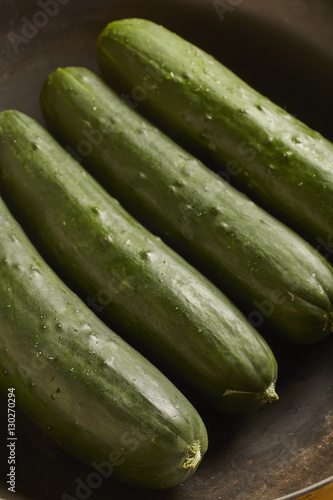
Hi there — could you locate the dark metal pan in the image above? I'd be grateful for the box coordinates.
[0,1,332,498]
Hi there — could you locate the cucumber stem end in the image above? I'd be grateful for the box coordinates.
[183,440,202,469]
[263,382,279,402]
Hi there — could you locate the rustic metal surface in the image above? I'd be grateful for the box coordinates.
[0,1,332,499]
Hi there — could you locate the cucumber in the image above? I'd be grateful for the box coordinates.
[0,195,208,490]
[96,18,333,248]
[0,109,278,414]
[39,66,333,344]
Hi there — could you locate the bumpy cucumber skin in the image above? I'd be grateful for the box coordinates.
[39,67,333,344]
[0,197,208,489]
[0,110,278,414]
[96,18,333,247]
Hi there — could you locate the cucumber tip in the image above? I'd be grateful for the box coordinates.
[183,440,202,469]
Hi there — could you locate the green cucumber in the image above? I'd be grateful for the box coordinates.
[0,195,208,489]
[39,66,333,344]
[96,18,333,248]
[0,109,278,414]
